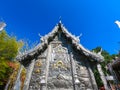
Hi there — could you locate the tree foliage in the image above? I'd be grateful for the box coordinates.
[0,30,23,88]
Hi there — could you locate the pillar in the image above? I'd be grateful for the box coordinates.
[97,63,109,90]
[86,61,98,90]
[13,65,23,90]
[23,59,35,90]
[45,44,52,90]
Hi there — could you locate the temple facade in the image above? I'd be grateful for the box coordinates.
[15,21,108,90]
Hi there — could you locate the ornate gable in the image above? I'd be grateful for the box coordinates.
[17,21,104,66]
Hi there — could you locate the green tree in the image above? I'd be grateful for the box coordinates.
[0,30,23,88]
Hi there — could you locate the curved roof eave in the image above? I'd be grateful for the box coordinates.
[16,22,104,63]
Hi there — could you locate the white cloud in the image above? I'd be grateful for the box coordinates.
[0,22,6,31]
[115,20,120,28]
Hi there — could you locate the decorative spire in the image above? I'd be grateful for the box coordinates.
[59,16,62,24]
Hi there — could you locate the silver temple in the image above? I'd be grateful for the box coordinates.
[16,21,108,90]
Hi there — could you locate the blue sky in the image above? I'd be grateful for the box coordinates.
[0,0,120,54]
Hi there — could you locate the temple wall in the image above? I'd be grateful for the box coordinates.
[28,49,48,90]
[24,33,98,90]
[72,50,95,90]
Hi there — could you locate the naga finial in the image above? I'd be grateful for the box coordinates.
[38,33,43,38]
[76,33,82,43]
[98,48,102,55]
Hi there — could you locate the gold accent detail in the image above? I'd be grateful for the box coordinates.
[53,64,57,68]
[36,61,42,66]
[52,60,68,69]
[35,69,41,73]
[57,61,63,67]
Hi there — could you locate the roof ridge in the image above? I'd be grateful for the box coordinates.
[16,21,104,63]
